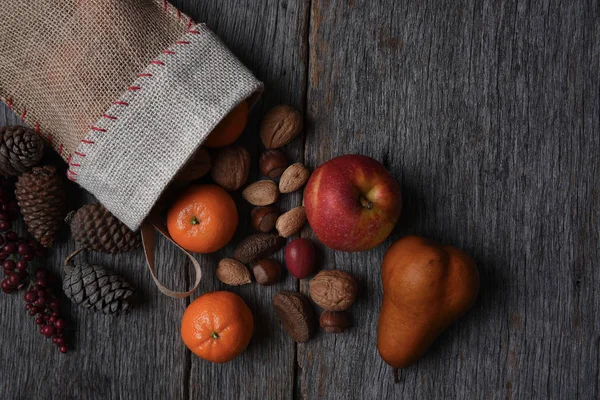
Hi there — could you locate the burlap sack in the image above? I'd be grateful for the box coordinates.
[0,0,263,230]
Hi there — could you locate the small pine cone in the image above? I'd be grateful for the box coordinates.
[15,165,67,247]
[63,261,135,316]
[69,203,141,253]
[0,125,44,176]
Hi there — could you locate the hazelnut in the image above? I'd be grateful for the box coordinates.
[260,105,303,149]
[252,259,282,286]
[259,150,289,179]
[309,270,357,311]
[251,206,279,233]
[320,311,351,333]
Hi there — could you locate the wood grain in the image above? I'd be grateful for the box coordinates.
[1,0,599,399]
[299,0,600,399]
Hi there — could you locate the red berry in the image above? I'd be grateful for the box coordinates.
[17,243,30,256]
[3,243,16,254]
[24,290,37,303]
[49,316,57,323]
[51,311,60,318]
[54,319,66,330]
[16,260,27,270]
[0,221,11,231]
[33,298,46,307]
[5,231,17,242]
[21,254,34,262]
[7,274,21,286]
[48,300,60,310]
[59,346,68,354]
[35,278,48,287]
[42,325,56,337]
[29,309,37,316]
[36,317,44,325]
[2,260,15,271]
[35,269,49,279]
[25,303,33,310]
[2,266,13,275]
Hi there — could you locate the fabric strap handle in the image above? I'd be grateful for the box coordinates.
[141,214,202,298]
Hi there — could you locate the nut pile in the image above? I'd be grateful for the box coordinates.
[188,104,360,343]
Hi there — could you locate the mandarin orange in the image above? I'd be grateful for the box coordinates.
[181,291,254,363]
[167,184,238,253]
[203,101,249,148]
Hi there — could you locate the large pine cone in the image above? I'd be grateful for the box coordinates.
[0,125,44,176]
[63,261,135,316]
[15,165,67,247]
[69,203,141,253]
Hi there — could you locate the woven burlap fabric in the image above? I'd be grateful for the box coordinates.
[0,0,188,159]
[0,1,263,229]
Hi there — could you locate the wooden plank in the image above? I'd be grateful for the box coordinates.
[299,0,600,399]
[169,1,309,399]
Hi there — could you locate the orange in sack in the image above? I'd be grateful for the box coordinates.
[167,184,238,253]
[203,101,249,148]
[181,291,254,363]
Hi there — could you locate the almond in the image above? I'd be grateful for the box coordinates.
[260,105,303,149]
[279,163,310,194]
[216,258,251,286]
[242,180,279,206]
[275,206,307,238]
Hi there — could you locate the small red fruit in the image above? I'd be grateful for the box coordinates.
[284,238,316,279]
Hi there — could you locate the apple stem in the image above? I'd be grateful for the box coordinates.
[393,368,399,384]
[359,196,373,210]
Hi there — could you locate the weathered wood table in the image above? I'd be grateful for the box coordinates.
[1,1,598,399]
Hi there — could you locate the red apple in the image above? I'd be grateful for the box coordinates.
[303,155,401,252]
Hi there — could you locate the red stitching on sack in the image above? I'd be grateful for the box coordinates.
[103,114,117,120]
[81,139,95,144]
[58,144,63,155]
[90,126,106,132]
[47,135,53,144]
[74,152,86,157]
[176,41,189,45]
[163,50,176,55]
[188,30,200,34]
[34,123,40,134]
[138,73,153,77]
[21,108,27,121]
[128,86,141,91]
[150,60,165,65]
[177,9,181,20]
[7,98,12,110]
[187,17,193,30]
[114,101,129,106]
[163,0,167,11]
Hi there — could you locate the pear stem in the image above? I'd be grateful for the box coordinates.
[393,368,399,384]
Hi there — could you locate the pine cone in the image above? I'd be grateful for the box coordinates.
[15,165,67,247]
[0,125,44,176]
[63,261,135,316]
[68,203,141,253]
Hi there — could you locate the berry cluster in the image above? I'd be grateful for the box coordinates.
[24,269,68,353]
[0,176,68,353]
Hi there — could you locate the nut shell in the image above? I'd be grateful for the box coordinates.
[320,311,351,333]
[279,163,310,194]
[234,233,287,264]
[259,150,289,179]
[175,147,212,181]
[273,291,316,343]
[242,180,279,206]
[260,105,303,149]
[252,259,282,286]
[210,145,251,191]
[251,206,280,233]
[216,258,251,286]
[276,206,307,238]
[309,270,357,311]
